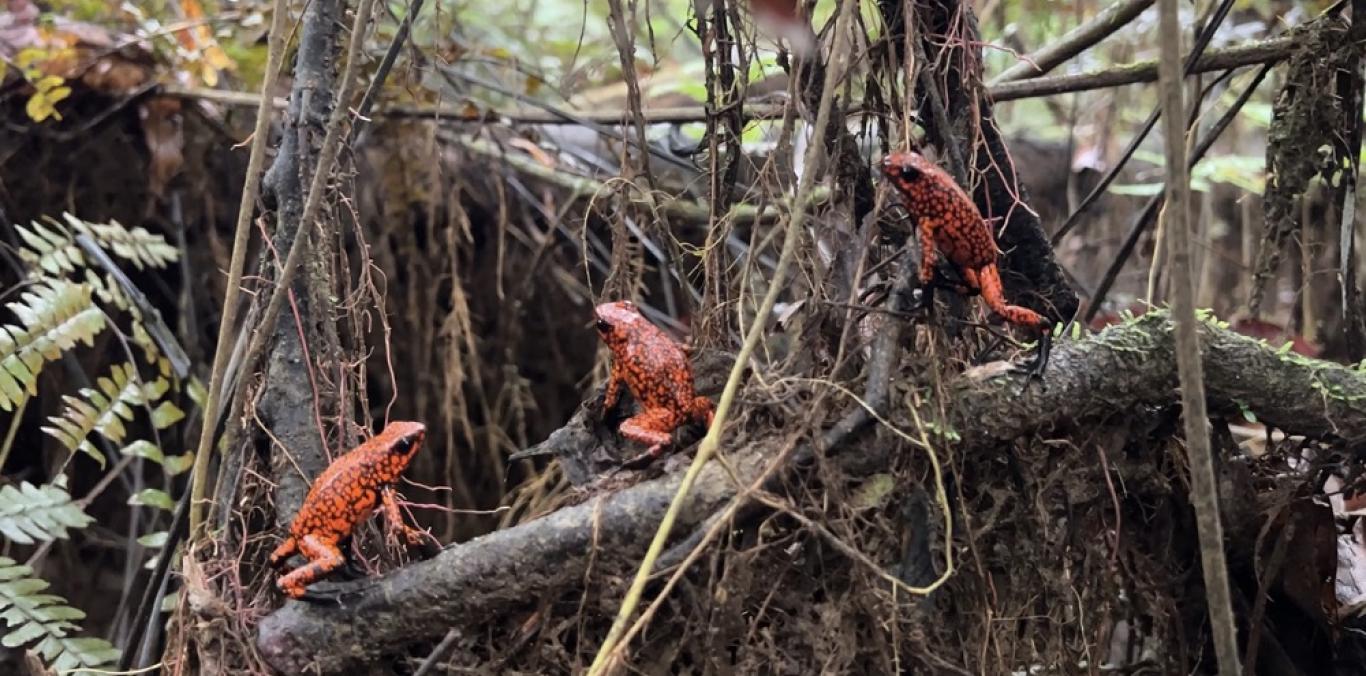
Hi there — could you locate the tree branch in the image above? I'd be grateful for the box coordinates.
[989,35,1293,102]
[255,311,1366,674]
[163,35,1296,126]
[990,0,1155,84]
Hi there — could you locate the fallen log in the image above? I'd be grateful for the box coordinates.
[257,311,1366,674]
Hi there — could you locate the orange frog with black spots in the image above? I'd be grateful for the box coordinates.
[269,421,430,598]
[881,150,1053,377]
[594,300,714,467]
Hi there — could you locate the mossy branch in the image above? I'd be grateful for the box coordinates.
[254,317,1366,672]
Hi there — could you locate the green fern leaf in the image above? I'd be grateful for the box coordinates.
[15,223,84,277]
[0,557,118,673]
[41,363,156,468]
[83,269,129,311]
[0,281,106,411]
[0,482,93,545]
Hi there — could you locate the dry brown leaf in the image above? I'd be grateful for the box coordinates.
[140,96,185,197]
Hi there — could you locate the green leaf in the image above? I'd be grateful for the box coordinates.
[186,377,208,408]
[120,439,165,464]
[151,400,185,429]
[159,589,179,613]
[43,363,164,468]
[0,281,105,411]
[128,488,175,512]
[0,557,117,672]
[161,453,194,476]
[137,531,168,548]
[0,482,93,545]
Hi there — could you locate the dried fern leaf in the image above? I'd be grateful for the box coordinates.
[17,214,177,279]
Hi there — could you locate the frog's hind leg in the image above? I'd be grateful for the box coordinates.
[275,534,345,599]
[618,409,678,469]
[331,536,368,581]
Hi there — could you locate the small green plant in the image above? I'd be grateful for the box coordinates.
[0,557,120,671]
[1,213,189,672]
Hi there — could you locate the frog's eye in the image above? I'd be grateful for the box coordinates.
[899,164,921,182]
[392,435,415,454]
[595,318,612,333]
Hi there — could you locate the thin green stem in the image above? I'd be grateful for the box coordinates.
[584,0,857,671]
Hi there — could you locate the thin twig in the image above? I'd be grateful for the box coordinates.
[583,0,857,672]
[1338,1,1366,360]
[1156,0,1239,671]
[186,0,291,537]
[348,0,427,146]
[1081,64,1271,322]
[1048,0,1243,247]
[412,628,461,676]
[990,0,1155,84]
[163,34,1295,126]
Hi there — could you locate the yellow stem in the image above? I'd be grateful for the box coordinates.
[186,0,290,537]
[584,1,857,671]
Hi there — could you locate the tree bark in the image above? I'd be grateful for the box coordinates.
[257,0,345,522]
[913,0,1079,322]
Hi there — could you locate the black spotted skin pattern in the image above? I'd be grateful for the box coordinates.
[594,300,715,464]
[268,421,429,598]
[881,151,1051,331]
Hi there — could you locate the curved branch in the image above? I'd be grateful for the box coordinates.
[256,311,1366,674]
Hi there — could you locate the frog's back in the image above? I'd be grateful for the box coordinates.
[624,321,698,409]
[289,447,388,540]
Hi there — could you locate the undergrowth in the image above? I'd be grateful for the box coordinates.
[0,214,194,673]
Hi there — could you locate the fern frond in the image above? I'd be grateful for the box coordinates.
[0,482,93,545]
[41,363,156,468]
[0,281,106,411]
[0,557,119,673]
[17,214,177,278]
[75,216,177,270]
[15,222,84,277]
[82,268,130,312]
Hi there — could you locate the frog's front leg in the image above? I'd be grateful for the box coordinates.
[602,361,624,412]
[268,535,298,568]
[691,396,715,428]
[276,534,345,599]
[618,408,680,468]
[381,486,430,546]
